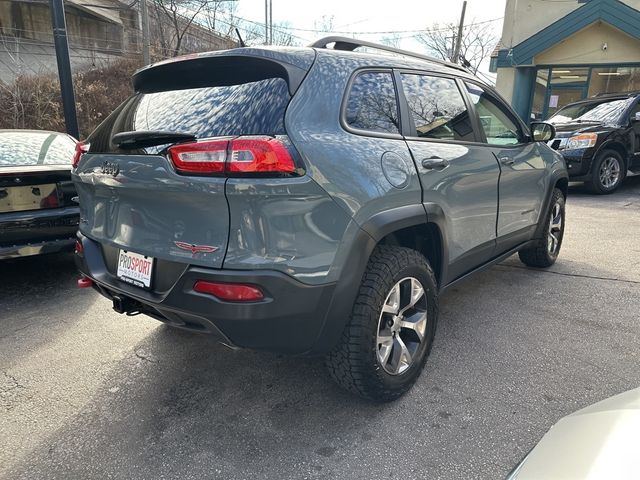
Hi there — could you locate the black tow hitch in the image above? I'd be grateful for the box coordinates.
[112,294,142,316]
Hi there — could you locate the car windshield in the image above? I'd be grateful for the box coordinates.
[0,131,76,167]
[548,98,633,125]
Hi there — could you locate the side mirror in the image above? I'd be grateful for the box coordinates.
[632,112,640,122]
[530,122,556,142]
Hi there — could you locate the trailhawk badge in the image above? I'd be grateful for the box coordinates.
[173,241,218,255]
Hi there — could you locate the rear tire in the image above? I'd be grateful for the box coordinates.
[586,149,625,194]
[325,246,438,402]
[518,188,565,268]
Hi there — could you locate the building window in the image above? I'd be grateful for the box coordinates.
[530,65,640,121]
[588,67,640,96]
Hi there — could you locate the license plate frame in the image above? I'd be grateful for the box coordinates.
[116,250,154,289]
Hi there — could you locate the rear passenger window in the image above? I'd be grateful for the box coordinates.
[401,74,475,142]
[345,71,400,135]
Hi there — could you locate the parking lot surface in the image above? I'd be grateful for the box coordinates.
[1,177,639,480]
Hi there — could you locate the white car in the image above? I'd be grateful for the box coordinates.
[507,388,640,479]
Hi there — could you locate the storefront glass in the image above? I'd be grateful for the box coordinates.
[588,67,640,96]
[530,65,640,120]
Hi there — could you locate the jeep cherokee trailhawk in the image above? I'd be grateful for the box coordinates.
[73,37,568,401]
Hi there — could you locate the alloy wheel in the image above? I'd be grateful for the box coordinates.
[599,156,621,190]
[547,201,563,255]
[376,277,428,375]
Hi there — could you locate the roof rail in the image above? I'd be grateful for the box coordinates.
[308,36,468,72]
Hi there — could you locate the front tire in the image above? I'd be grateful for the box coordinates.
[518,188,565,268]
[326,246,438,401]
[586,149,625,194]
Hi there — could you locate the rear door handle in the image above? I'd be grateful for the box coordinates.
[421,156,449,170]
[499,156,515,166]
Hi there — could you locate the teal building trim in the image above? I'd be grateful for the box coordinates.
[511,67,536,119]
[496,0,640,68]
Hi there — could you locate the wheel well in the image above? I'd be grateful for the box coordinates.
[600,142,628,169]
[377,223,443,287]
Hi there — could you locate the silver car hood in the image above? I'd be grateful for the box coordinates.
[511,388,640,479]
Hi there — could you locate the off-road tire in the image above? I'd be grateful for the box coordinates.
[518,188,565,268]
[325,246,438,402]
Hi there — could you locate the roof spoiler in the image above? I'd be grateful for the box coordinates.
[132,50,314,96]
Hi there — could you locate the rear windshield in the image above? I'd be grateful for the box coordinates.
[90,77,291,152]
[0,131,76,167]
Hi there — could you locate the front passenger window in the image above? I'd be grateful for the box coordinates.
[465,82,523,146]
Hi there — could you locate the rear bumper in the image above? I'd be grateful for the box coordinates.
[75,234,337,354]
[0,237,75,259]
[0,206,79,259]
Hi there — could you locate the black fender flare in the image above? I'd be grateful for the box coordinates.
[534,169,569,239]
[308,204,447,354]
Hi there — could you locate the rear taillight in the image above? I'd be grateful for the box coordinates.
[193,280,264,302]
[74,239,83,255]
[167,137,297,176]
[72,141,89,168]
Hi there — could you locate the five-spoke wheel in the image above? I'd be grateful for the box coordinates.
[376,277,428,375]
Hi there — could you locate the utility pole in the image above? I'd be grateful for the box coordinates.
[264,0,268,44]
[452,0,467,64]
[269,0,273,45]
[140,0,150,65]
[49,0,79,139]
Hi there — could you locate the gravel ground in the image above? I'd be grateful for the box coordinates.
[1,177,639,480]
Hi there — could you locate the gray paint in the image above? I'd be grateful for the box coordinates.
[73,45,568,302]
[73,154,228,268]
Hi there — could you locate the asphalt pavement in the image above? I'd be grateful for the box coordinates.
[1,177,639,480]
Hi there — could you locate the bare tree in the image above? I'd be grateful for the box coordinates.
[416,21,497,73]
[313,15,334,33]
[380,34,402,49]
[151,0,220,56]
[270,22,298,46]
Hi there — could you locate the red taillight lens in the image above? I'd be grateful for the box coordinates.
[227,138,296,173]
[74,239,83,255]
[168,139,228,174]
[193,280,264,302]
[72,141,89,168]
[167,137,296,176]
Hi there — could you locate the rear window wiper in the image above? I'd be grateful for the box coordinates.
[112,131,196,150]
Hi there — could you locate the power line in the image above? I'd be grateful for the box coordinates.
[276,16,504,35]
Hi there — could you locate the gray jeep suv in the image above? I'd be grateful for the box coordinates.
[73,37,568,401]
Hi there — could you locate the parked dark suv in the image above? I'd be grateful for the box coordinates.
[73,37,568,400]
[546,92,640,193]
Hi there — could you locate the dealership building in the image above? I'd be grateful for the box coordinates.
[492,0,640,120]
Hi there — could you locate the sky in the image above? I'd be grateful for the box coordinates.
[233,0,508,78]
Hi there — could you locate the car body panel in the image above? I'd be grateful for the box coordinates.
[405,140,500,278]
[73,153,228,269]
[224,175,353,285]
[509,388,640,480]
[492,143,560,248]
